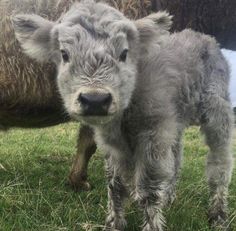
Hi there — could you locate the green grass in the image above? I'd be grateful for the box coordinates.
[0,124,235,231]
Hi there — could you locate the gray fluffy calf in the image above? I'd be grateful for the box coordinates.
[12,0,234,230]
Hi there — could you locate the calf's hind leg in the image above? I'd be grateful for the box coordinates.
[68,125,97,191]
[201,100,234,230]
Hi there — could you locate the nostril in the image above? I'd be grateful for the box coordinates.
[79,93,90,106]
[103,93,112,105]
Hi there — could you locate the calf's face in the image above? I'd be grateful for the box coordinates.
[54,21,139,124]
[12,2,171,125]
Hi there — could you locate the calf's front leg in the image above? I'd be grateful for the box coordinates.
[134,126,179,231]
[68,125,97,191]
[104,154,128,231]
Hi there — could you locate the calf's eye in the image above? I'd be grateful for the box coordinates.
[60,49,70,63]
[119,49,128,62]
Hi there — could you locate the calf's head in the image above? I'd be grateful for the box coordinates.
[12,0,171,125]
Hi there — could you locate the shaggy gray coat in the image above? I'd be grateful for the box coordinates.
[12,1,234,230]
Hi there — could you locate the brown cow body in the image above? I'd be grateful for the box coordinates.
[0,0,72,128]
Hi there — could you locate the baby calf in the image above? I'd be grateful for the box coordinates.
[12,0,234,230]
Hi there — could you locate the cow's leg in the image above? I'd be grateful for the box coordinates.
[134,120,179,231]
[104,154,127,231]
[166,130,183,205]
[68,124,97,191]
[201,99,234,230]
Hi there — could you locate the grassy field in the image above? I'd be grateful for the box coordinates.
[0,123,235,231]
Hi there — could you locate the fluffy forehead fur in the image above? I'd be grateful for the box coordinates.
[52,1,138,77]
[57,0,137,43]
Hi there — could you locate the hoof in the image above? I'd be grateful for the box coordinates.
[67,173,92,192]
[67,179,92,192]
[104,215,126,231]
[142,224,163,231]
[208,210,231,231]
[104,228,123,231]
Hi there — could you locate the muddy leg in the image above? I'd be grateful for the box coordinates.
[68,124,97,191]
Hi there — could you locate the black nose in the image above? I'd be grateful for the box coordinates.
[79,92,112,116]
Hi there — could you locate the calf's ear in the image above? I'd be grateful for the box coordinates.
[12,14,56,62]
[135,11,172,44]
